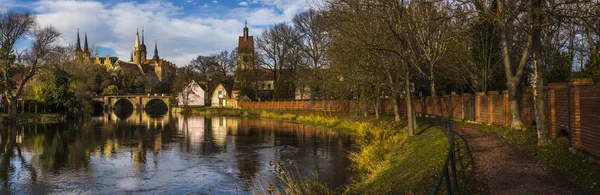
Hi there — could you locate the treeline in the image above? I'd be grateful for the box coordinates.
[316,0,600,145]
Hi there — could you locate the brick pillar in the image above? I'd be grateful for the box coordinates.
[569,79,594,148]
[488,91,499,124]
[548,83,566,139]
[475,92,485,123]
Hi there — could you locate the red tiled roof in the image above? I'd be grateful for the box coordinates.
[238,36,254,54]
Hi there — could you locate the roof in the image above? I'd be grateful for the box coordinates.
[238,36,254,54]
[116,61,144,75]
[97,56,118,64]
[211,83,232,98]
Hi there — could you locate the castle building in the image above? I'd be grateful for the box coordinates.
[73,28,176,81]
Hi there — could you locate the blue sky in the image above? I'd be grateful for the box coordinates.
[1,0,315,65]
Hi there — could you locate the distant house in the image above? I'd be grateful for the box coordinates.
[178,80,208,107]
[210,83,239,107]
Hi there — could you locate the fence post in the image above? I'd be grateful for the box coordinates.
[488,91,498,124]
[568,79,593,148]
[502,90,509,126]
[475,92,485,123]
[547,84,563,139]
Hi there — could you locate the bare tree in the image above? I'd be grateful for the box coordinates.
[293,9,331,99]
[1,11,60,120]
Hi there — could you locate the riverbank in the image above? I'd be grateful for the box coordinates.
[0,113,66,124]
[191,108,474,194]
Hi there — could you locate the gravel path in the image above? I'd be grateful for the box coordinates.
[455,126,588,195]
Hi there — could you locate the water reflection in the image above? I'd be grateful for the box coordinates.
[0,111,353,194]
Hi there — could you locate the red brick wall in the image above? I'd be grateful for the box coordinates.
[238,79,600,156]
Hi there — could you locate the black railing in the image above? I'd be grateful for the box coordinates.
[431,117,459,195]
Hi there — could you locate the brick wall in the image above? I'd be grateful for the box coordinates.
[238,79,600,156]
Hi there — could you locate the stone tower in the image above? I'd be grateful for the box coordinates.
[153,40,159,60]
[133,29,141,65]
[140,27,147,62]
[82,31,91,63]
[74,29,82,62]
[237,21,254,70]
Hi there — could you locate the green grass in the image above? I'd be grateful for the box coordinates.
[346,124,448,194]
[455,123,600,194]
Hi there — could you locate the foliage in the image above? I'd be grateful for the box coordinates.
[102,85,119,95]
[546,51,573,83]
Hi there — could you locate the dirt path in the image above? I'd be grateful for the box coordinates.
[455,126,588,195]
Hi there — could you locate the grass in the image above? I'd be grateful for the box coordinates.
[455,122,600,194]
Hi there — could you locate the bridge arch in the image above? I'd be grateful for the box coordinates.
[92,100,104,116]
[144,98,169,116]
[114,98,134,119]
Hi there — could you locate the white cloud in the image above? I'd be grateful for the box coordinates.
[0,0,19,12]
[239,1,248,6]
[30,0,310,66]
[212,0,218,3]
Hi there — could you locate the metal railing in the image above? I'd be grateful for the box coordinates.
[431,117,459,195]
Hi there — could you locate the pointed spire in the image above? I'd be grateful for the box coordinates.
[135,28,140,48]
[243,20,249,41]
[141,26,145,45]
[75,28,82,52]
[130,51,133,62]
[84,31,89,53]
[153,40,159,60]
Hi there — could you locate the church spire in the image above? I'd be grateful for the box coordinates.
[141,27,145,46]
[75,28,82,52]
[130,51,133,62]
[153,40,159,60]
[243,20,249,41]
[83,31,89,53]
[135,28,140,48]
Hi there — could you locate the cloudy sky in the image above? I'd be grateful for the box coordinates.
[2,0,315,66]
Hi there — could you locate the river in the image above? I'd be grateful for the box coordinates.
[0,110,353,194]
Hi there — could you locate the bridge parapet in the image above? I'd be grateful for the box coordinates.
[96,94,171,110]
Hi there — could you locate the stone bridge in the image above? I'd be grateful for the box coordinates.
[93,94,172,110]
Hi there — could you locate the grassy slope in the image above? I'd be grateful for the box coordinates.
[192,108,455,194]
[455,122,600,194]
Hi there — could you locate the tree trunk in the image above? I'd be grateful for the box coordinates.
[430,66,436,97]
[373,87,380,119]
[532,0,548,146]
[406,70,415,136]
[392,92,401,122]
[9,97,17,121]
[507,83,525,130]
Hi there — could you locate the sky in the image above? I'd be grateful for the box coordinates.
[1,0,315,66]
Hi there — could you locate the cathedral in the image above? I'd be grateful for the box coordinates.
[74,29,176,81]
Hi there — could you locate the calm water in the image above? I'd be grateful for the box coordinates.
[0,111,353,194]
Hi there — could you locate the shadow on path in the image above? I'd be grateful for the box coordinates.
[454,126,588,195]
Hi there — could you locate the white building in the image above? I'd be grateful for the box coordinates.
[178,80,208,107]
